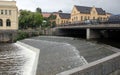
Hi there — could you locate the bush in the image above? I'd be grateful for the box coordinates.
[14,31,29,41]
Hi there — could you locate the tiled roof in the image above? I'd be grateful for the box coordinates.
[75,5,106,15]
[96,8,106,15]
[59,13,70,19]
[75,5,92,14]
[42,13,51,18]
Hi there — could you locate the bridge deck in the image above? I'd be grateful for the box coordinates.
[56,24,120,29]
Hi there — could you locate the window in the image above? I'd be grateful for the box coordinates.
[93,11,95,14]
[58,19,59,24]
[76,17,78,21]
[88,16,90,20]
[1,10,3,14]
[93,17,95,20]
[61,20,63,24]
[9,10,11,15]
[84,16,87,20]
[5,10,7,15]
[81,16,83,21]
[0,19,3,26]
[6,19,11,26]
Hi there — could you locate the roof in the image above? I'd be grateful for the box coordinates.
[42,12,52,18]
[75,5,92,14]
[59,13,70,19]
[109,15,120,20]
[96,8,106,15]
[74,5,106,15]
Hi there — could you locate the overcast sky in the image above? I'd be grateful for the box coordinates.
[15,0,120,14]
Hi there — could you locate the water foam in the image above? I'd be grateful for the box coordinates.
[15,43,36,75]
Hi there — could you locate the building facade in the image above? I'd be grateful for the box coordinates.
[0,0,18,30]
[0,0,18,42]
[56,13,70,25]
[56,5,111,25]
[71,5,109,23]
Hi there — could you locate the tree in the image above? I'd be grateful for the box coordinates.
[19,10,32,29]
[32,12,43,28]
[58,10,63,13]
[48,14,56,20]
[19,10,43,29]
[36,7,42,14]
[47,14,56,28]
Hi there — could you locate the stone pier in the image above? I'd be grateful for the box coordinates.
[86,28,100,40]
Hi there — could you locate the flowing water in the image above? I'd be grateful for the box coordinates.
[0,43,36,75]
[0,36,117,75]
[21,36,115,75]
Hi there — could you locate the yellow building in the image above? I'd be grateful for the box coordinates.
[0,0,18,30]
[56,5,111,25]
[71,5,109,23]
[56,13,70,25]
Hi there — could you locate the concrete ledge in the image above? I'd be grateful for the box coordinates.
[56,52,120,75]
[16,41,40,75]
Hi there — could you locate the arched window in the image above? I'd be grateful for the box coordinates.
[6,19,11,26]
[0,19,3,26]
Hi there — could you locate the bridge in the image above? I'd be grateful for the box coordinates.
[53,24,120,40]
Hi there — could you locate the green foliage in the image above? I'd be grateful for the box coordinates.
[48,14,56,20]
[43,14,56,28]
[14,30,41,41]
[15,31,29,41]
[19,9,43,29]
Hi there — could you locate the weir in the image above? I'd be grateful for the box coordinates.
[16,41,40,75]
[56,52,120,75]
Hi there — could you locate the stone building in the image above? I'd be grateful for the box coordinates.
[0,0,18,42]
[0,0,18,30]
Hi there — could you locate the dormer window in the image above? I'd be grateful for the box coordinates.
[93,11,95,14]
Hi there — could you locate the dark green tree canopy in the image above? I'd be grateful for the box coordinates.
[36,7,42,13]
[19,10,43,29]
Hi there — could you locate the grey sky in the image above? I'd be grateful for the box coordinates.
[16,0,120,14]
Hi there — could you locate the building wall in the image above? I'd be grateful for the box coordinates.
[71,6,108,23]
[0,1,18,30]
[56,6,110,25]
[71,6,80,23]
[56,15,70,25]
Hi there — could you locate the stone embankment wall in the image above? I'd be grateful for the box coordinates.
[0,31,17,42]
[57,52,120,75]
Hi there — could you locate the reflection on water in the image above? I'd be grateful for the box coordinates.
[0,43,35,75]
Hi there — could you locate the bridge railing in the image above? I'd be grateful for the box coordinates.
[56,20,120,27]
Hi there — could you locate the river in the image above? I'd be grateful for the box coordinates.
[0,36,119,75]
[0,43,36,75]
